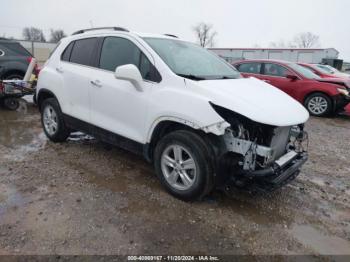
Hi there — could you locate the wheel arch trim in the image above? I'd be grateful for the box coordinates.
[146,116,228,144]
[37,88,60,111]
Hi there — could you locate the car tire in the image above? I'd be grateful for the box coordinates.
[154,130,214,201]
[304,93,332,117]
[33,94,37,105]
[2,98,20,110]
[4,73,24,80]
[40,98,70,142]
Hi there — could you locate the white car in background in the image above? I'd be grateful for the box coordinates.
[36,27,309,200]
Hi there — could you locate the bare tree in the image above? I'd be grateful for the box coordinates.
[23,27,46,42]
[268,39,297,48]
[293,32,320,48]
[0,34,14,40]
[193,22,217,47]
[269,39,287,48]
[49,29,66,43]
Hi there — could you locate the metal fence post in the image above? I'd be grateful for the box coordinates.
[31,41,35,57]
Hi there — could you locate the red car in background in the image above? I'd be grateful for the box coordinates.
[298,63,350,80]
[232,59,350,116]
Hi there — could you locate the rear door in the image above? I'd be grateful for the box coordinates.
[261,63,301,97]
[59,38,98,123]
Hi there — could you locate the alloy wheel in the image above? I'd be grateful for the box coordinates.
[43,105,58,136]
[307,96,328,115]
[160,144,197,191]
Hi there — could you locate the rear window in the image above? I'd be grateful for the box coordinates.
[69,38,97,66]
[0,42,32,57]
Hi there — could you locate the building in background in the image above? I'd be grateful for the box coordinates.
[209,47,343,69]
[18,40,57,65]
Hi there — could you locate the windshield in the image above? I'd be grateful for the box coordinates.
[300,64,330,75]
[143,37,241,80]
[317,64,338,74]
[316,64,334,74]
[288,63,321,79]
[310,64,332,74]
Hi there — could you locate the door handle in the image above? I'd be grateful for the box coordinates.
[90,80,102,88]
[56,67,64,73]
[262,79,270,83]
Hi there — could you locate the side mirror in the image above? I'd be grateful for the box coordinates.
[115,64,143,91]
[286,74,298,81]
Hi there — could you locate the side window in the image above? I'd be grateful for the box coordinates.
[69,38,97,66]
[263,63,291,77]
[237,63,261,74]
[99,37,140,71]
[99,37,161,82]
[61,42,74,61]
[139,53,152,79]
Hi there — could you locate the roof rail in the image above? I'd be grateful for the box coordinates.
[164,34,178,38]
[72,27,129,35]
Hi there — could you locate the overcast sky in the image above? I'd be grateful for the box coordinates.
[1,0,349,60]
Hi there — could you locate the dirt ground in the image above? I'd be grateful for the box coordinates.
[0,99,349,256]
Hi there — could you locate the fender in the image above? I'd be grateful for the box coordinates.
[37,88,60,111]
[146,116,229,143]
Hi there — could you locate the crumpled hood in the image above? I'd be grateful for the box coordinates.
[192,77,309,126]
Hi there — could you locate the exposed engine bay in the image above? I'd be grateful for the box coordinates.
[223,123,308,172]
[211,103,308,190]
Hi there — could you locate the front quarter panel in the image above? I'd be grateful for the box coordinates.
[145,80,227,143]
[295,81,341,102]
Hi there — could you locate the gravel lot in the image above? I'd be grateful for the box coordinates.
[0,100,349,256]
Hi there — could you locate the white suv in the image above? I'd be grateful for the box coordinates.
[37,27,309,200]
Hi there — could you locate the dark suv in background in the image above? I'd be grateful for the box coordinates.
[0,38,33,80]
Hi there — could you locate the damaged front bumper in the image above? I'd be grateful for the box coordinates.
[241,151,308,185]
[222,126,308,190]
[333,94,350,113]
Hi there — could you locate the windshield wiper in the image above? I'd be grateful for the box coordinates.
[177,74,206,81]
[217,76,236,79]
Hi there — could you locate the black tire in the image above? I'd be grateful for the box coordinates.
[153,130,214,201]
[40,98,70,142]
[304,92,332,117]
[33,94,37,105]
[4,73,24,80]
[3,98,20,110]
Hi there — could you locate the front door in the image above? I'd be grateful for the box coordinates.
[236,62,263,80]
[90,36,158,144]
[261,63,301,98]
